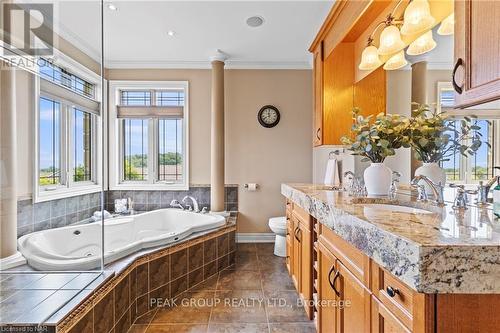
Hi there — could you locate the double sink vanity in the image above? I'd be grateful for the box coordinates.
[282,183,500,333]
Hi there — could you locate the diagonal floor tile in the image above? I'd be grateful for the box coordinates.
[211,290,267,323]
[217,270,262,290]
[145,323,208,333]
[207,323,269,333]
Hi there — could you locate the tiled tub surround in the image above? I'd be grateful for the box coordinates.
[0,220,236,332]
[282,183,500,294]
[16,185,238,238]
[17,192,102,238]
[104,185,239,214]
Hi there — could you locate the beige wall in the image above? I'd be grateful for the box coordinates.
[107,68,313,233]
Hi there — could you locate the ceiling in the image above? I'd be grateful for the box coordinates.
[53,1,333,69]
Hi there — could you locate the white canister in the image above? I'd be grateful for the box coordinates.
[364,163,392,196]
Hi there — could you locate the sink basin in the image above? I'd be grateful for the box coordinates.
[361,204,433,215]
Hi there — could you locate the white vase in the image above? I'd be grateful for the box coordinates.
[364,163,392,196]
[415,163,446,189]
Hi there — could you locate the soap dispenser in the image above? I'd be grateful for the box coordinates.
[493,167,500,218]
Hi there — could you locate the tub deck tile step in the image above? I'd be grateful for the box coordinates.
[13,290,81,324]
[0,289,56,323]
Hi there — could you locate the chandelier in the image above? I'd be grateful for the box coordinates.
[359,0,453,71]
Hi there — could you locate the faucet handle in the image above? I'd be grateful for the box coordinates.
[449,183,465,191]
[416,184,428,201]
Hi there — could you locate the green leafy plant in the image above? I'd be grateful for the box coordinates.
[409,103,489,163]
[341,108,411,163]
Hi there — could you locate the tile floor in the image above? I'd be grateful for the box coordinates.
[127,243,316,333]
[0,272,105,324]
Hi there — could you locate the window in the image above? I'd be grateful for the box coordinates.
[39,98,61,186]
[35,58,101,202]
[437,83,498,183]
[39,60,95,99]
[123,119,149,181]
[109,81,189,190]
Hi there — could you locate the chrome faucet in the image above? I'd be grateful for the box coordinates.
[343,171,355,191]
[410,175,445,206]
[389,171,401,198]
[476,176,499,205]
[449,183,478,210]
[182,196,199,213]
[170,199,184,210]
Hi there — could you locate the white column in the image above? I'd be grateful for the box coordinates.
[411,61,428,176]
[210,50,228,213]
[0,63,24,269]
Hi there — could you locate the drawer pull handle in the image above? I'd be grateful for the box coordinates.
[386,286,400,298]
[294,227,300,242]
[316,128,321,141]
[452,58,464,94]
[328,265,341,297]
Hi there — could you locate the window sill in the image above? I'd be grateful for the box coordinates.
[35,184,102,203]
[110,183,189,191]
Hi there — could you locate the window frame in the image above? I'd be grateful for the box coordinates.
[33,55,102,203]
[108,81,189,191]
[437,82,500,184]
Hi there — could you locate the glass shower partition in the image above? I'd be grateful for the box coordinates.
[0,0,105,329]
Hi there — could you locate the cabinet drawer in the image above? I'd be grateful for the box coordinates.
[292,204,312,230]
[371,263,414,330]
[318,226,370,286]
[371,295,411,333]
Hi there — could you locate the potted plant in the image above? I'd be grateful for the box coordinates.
[409,103,488,186]
[341,108,410,195]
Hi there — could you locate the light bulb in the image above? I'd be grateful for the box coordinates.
[359,45,383,70]
[383,50,408,70]
[378,25,405,55]
[437,13,454,35]
[407,30,437,55]
[401,0,435,35]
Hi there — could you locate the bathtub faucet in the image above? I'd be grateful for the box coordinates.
[182,196,200,213]
[170,199,185,210]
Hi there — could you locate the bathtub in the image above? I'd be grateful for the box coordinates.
[18,209,226,271]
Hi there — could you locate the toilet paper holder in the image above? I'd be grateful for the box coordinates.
[244,183,259,190]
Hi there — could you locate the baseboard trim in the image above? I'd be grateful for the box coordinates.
[236,233,275,243]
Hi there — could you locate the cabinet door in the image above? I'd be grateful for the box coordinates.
[317,242,337,333]
[299,223,314,319]
[285,213,293,274]
[313,42,323,146]
[335,260,371,333]
[292,216,302,291]
[371,296,411,333]
[454,0,500,107]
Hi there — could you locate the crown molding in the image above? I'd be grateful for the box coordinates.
[104,59,312,70]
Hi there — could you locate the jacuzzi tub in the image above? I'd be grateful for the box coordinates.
[18,209,226,271]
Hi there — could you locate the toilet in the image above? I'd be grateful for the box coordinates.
[268,216,287,257]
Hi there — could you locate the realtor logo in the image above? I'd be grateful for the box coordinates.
[2,3,53,56]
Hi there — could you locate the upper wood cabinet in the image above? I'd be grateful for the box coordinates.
[313,43,324,147]
[454,0,500,108]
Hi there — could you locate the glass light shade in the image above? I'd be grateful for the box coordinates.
[383,50,408,70]
[437,13,454,35]
[377,25,406,55]
[407,30,437,55]
[359,45,383,70]
[400,0,436,35]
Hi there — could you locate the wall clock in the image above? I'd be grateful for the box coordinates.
[257,105,280,128]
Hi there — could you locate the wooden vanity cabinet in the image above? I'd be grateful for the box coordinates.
[286,201,314,319]
[454,0,500,108]
[286,198,500,333]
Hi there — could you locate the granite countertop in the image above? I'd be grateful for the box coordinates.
[281,183,500,294]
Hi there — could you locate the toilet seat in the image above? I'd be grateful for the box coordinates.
[269,216,287,235]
